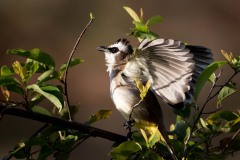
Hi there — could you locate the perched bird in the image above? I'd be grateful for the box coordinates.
[97,38,213,155]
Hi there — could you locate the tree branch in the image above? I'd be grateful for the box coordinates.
[63,16,94,121]
[0,105,127,143]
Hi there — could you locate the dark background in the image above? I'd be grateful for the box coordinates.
[0,1,240,159]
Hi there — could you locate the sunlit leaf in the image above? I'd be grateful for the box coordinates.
[194,61,228,101]
[217,83,236,105]
[123,6,141,22]
[133,21,149,33]
[207,111,239,125]
[12,61,27,82]
[7,48,55,67]
[1,65,14,76]
[90,12,94,19]
[208,73,216,83]
[25,60,39,81]
[140,8,143,21]
[110,141,141,160]
[221,50,233,62]
[146,16,163,26]
[135,78,151,100]
[86,110,112,125]
[148,127,161,147]
[27,84,63,111]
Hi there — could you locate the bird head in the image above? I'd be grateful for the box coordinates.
[97,38,133,66]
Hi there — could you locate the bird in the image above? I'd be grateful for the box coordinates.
[96,38,213,156]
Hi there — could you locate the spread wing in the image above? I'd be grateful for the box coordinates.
[122,38,212,105]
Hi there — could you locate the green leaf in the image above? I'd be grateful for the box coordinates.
[110,141,141,160]
[7,48,55,67]
[38,145,54,160]
[217,83,236,105]
[1,65,14,76]
[207,111,239,124]
[208,73,216,83]
[12,61,27,82]
[59,58,84,79]
[86,110,112,125]
[27,84,63,111]
[0,76,21,86]
[135,78,151,100]
[31,106,51,116]
[41,85,64,109]
[146,16,163,26]
[133,21,149,33]
[148,127,161,148]
[133,31,159,41]
[38,69,59,84]
[25,60,39,81]
[6,84,24,94]
[123,6,141,22]
[170,120,188,141]
[194,61,228,101]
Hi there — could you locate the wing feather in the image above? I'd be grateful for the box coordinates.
[123,38,213,105]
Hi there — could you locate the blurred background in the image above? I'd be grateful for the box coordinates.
[0,0,240,159]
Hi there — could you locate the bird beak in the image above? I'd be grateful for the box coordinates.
[96,46,107,52]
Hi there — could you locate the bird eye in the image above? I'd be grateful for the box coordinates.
[108,47,119,53]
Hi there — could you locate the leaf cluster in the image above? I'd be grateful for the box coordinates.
[108,6,240,160]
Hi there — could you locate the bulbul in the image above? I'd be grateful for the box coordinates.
[97,38,213,155]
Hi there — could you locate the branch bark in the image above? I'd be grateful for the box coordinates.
[0,104,127,143]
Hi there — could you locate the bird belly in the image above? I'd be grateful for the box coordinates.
[111,86,140,120]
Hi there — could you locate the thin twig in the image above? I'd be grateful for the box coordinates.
[63,17,94,121]
[183,69,238,159]
[222,128,240,154]
[71,134,91,152]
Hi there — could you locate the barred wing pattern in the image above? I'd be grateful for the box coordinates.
[123,38,212,105]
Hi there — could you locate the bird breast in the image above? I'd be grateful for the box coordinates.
[110,70,141,120]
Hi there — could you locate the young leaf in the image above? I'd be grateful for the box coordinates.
[208,73,216,83]
[148,127,161,148]
[59,58,84,79]
[146,16,163,26]
[12,61,27,82]
[133,21,149,33]
[90,12,94,19]
[1,65,14,76]
[217,83,236,105]
[86,110,112,125]
[123,6,141,22]
[110,141,141,160]
[27,84,63,111]
[194,61,228,101]
[135,78,151,100]
[7,48,55,67]
[25,60,39,81]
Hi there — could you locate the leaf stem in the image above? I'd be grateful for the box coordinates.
[63,17,94,121]
[183,69,238,159]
